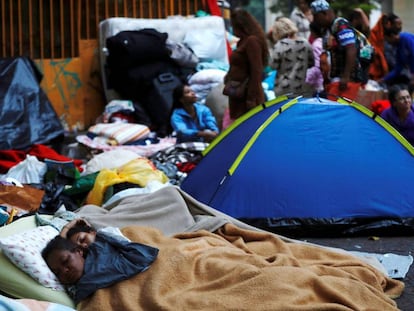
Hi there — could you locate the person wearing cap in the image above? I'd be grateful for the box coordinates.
[310,0,364,101]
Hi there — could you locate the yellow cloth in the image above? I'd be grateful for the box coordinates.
[78,224,404,311]
[86,158,168,205]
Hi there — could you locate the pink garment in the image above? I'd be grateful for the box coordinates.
[222,108,234,130]
[306,37,324,92]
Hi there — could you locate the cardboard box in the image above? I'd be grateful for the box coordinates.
[355,89,388,109]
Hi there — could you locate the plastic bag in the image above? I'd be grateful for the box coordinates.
[166,39,199,68]
[4,155,47,184]
[86,158,169,206]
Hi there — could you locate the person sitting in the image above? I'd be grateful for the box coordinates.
[381,84,414,146]
[170,84,219,143]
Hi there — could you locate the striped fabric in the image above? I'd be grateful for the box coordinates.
[88,123,150,145]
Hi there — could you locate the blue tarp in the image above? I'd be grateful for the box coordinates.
[0,57,64,150]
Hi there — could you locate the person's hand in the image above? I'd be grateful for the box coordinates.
[246,100,256,110]
[60,218,90,238]
[353,8,364,15]
[199,130,218,143]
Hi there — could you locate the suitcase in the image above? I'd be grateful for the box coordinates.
[143,72,182,136]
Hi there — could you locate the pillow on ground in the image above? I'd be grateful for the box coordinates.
[0,294,76,311]
[0,225,64,290]
[88,123,150,145]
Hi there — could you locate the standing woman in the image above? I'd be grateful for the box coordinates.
[270,17,314,97]
[170,84,219,143]
[223,8,269,122]
[290,0,313,40]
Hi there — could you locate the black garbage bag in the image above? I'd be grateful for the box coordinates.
[0,57,64,150]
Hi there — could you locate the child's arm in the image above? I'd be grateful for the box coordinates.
[60,218,91,238]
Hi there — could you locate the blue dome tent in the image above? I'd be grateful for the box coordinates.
[181,96,414,237]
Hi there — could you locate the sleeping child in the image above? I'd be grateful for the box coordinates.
[42,223,403,311]
[42,227,158,304]
[60,218,129,249]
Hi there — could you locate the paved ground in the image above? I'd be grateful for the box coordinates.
[303,235,414,311]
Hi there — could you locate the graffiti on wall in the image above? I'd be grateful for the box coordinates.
[36,58,85,130]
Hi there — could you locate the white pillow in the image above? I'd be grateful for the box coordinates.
[183,28,227,63]
[188,69,227,85]
[0,225,64,291]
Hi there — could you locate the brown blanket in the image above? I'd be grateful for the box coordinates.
[78,224,404,311]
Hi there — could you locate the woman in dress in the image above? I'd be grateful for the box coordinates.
[223,8,269,122]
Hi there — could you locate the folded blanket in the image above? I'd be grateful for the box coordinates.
[78,224,404,311]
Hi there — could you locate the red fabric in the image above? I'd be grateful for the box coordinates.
[326,81,361,101]
[176,162,197,173]
[371,99,391,115]
[0,144,83,174]
[206,0,221,16]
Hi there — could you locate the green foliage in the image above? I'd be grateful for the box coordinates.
[243,0,266,26]
[269,0,292,17]
[330,0,378,18]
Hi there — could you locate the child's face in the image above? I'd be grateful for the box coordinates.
[46,248,85,284]
[181,85,197,104]
[69,231,97,249]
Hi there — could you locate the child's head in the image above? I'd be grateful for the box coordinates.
[172,84,197,109]
[42,235,86,285]
[66,219,97,249]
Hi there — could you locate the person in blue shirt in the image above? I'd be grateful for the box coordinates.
[170,84,219,143]
[383,31,414,89]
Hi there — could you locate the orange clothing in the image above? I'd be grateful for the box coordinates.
[368,15,389,81]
